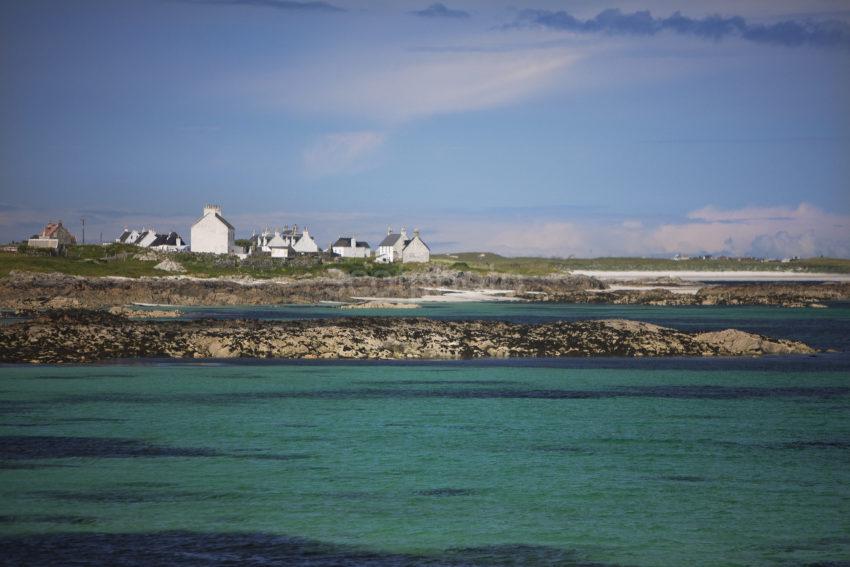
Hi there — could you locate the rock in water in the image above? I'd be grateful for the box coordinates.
[0,316,817,364]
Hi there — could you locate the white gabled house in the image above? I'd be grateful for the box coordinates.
[116,228,187,252]
[190,205,237,254]
[250,225,320,257]
[116,229,142,245]
[332,237,371,258]
[376,227,430,263]
[291,227,319,254]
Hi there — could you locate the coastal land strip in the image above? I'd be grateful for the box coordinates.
[0,310,815,364]
[1,270,849,313]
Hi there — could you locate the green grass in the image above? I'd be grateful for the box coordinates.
[2,245,848,279]
[0,245,427,279]
[432,252,850,275]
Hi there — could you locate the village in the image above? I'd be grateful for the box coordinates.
[24,204,431,264]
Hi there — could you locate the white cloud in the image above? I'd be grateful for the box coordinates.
[238,46,577,123]
[302,131,385,177]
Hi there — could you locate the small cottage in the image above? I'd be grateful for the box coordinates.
[376,227,430,263]
[28,222,77,250]
[332,237,371,258]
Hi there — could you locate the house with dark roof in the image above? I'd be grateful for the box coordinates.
[331,237,371,258]
[116,229,142,245]
[28,222,77,250]
[376,227,430,263]
[190,205,237,254]
[115,228,187,252]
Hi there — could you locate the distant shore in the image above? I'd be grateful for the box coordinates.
[570,270,850,282]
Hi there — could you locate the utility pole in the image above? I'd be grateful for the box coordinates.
[81,217,86,244]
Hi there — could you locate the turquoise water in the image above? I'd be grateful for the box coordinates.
[1,360,849,565]
[2,303,850,565]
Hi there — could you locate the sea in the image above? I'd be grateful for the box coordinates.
[1,303,849,566]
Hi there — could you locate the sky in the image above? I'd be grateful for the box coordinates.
[1,0,849,257]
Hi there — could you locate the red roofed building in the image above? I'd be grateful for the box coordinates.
[28,222,77,249]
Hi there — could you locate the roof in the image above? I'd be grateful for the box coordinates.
[193,211,235,230]
[267,234,288,248]
[151,232,183,247]
[333,238,372,249]
[403,234,430,252]
[379,233,402,247]
[40,223,63,238]
[118,230,132,243]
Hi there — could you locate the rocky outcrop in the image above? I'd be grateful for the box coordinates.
[107,306,182,319]
[519,283,850,308]
[0,311,815,363]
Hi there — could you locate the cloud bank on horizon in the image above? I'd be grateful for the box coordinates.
[511,8,850,49]
[3,202,847,259]
[0,1,848,257]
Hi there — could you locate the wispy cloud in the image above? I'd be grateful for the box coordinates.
[302,131,386,177]
[179,0,344,13]
[241,48,577,123]
[411,3,470,20]
[511,8,850,49]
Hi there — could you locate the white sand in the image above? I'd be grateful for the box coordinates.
[571,270,850,282]
[588,285,702,295]
[353,288,522,304]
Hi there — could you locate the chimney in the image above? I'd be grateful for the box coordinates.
[352,236,356,248]
[387,226,392,235]
[400,227,407,240]
[203,204,221,216]
[414,228,420,238]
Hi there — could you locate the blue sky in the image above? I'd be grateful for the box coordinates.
[1,0,849,256]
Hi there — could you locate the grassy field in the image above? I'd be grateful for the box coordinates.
[0,244,416,279]
[2,245,849,278]
[431,252,850,275]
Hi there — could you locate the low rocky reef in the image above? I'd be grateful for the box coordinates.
[0,310,815,364]
[518,283,850,308]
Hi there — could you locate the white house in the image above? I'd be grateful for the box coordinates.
[291,227,320,254]
[190,205,236,254]
[116,229,141,245]
[376,227,406,263]
[251,225,320,256]
[332,237,371,258]
[135,230,159,248]
[149,231,188,252]
[116,228,187,252]
[376,227,430,263]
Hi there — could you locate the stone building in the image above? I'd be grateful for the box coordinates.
[376,228,430,263]
[28,222,77,249]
